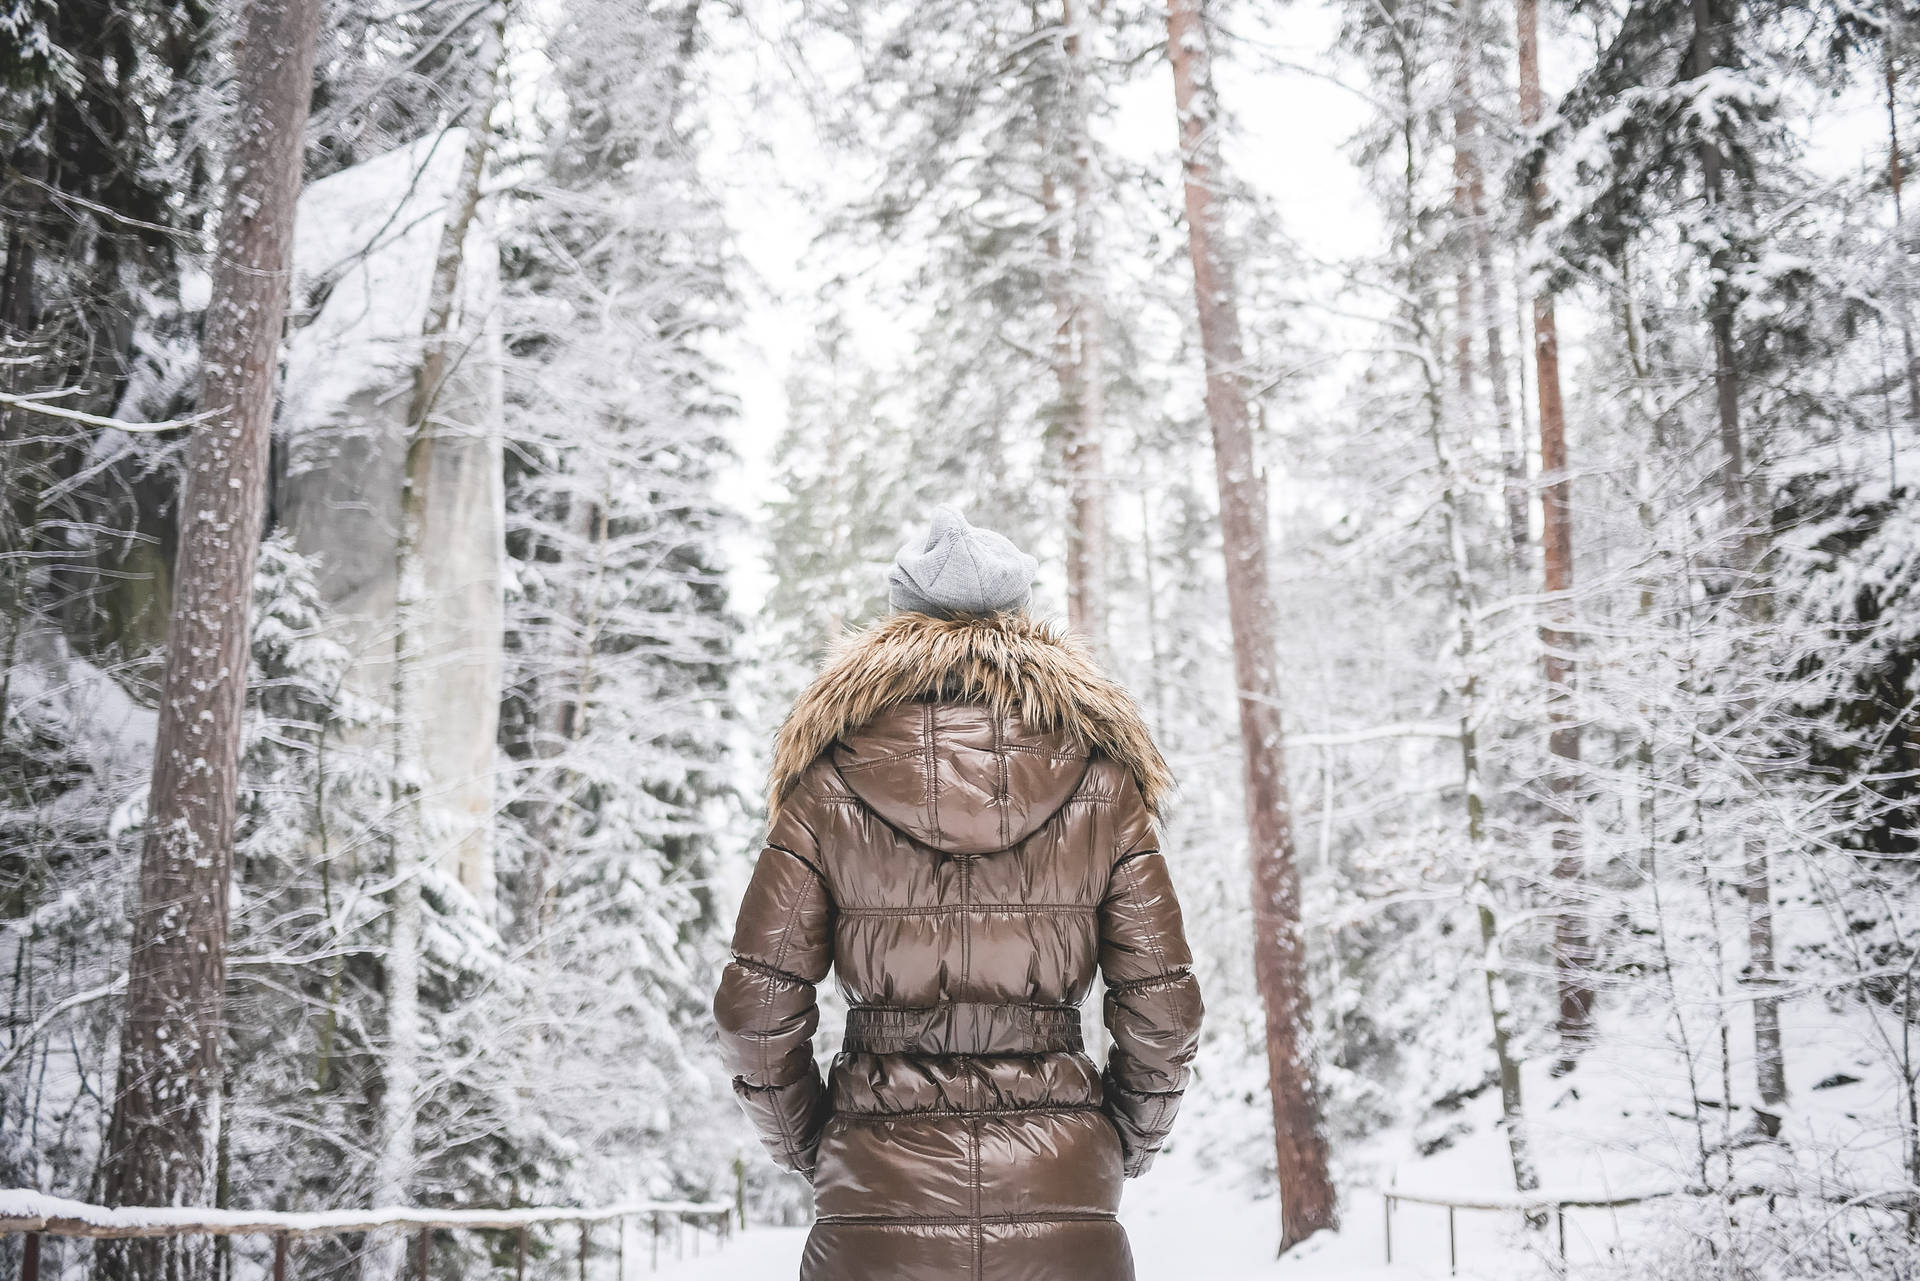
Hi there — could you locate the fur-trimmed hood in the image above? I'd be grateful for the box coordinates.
[768,611,1172,821]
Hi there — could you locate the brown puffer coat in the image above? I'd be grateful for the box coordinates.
[714,611,1204,1281]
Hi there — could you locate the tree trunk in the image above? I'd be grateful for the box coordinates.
[1516,0,1594,1065]
[95,1,324,1276]
[362,22,505,1279]
[1451,25,1525,559]
[1049,0,1108,654]
[1887,31,1920,420]
[1165,0,1337,1249]
[1425,360,1539,1199]
[1686,0,1787,1133]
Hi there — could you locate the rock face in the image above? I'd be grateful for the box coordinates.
[277,131,504,909]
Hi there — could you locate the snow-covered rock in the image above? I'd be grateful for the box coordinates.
[277,130,505,906]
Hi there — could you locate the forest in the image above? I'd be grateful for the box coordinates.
[2,0,1919,1277]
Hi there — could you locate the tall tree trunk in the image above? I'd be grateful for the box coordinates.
[1165,0,1337,1249]
[362,21,505,1279]
[1516,0,1594,1065]
[1451,23,1525,559]
[1049,0,1108,654]
[1422,346,1539,1198]
[95,2,324,1276]
[1686,0,1787,1132]
[1888,28,1920,420]
[1412,32,1539,1197]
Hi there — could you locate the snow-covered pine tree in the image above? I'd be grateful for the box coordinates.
[495,0,742,1205]
[798,0,1150,585]
[762,320,915,676]
[0,0,221,664]
[1327,0,1547,1197]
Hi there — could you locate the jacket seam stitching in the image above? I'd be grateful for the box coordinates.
[759,861,815,1164]
[833,749,922,771]
[831,1103,1105,1120]
[993,742,1087,759]
[1106,969,1190,996]
[814,1211,1118,1227]
[994,713,1010,849]
[923,701,938,836]
[728,953,813,987]
[834,902,1095,918]
[846,1001,1081,1019]
[1114,856,1184,1146]
[1108,1081,1185,1099]
[970,1113,982,1279]
[764,840,828,880]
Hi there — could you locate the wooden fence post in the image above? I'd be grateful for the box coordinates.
[651,1213,661,1271]
[273,1232,289,1281]
[577,1222,588,1281]
[516,1226,527,1281]
[616,1215,627,1281]
[1382,1193,1392,1265]
[415,1227,429,1281]
[1447,1205,1456,1274]
[20,1233,39,1281]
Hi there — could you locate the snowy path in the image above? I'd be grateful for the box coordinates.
[643,1155,1529,1281]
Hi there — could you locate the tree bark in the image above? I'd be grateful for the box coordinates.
[1516,0,1594,1065]
[1165,0,1336,1249]
[361,20,505,1278]
[1451,24,1524,559]
[1686,0,1787,1132]
[1886,31,1920,420]
[1425,356,1539,1200]
[95,1,325,1276]
[1048,0,1108,655]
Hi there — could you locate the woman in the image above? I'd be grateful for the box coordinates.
[714,507,1203,1281]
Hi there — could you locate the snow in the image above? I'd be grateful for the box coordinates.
[0,1190,728,1235]
[280,128,480,437]
[638,1153,1481,1280]
[3,629,158,808]
[641,988,1920,1281]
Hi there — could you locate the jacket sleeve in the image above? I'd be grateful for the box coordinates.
[1097,779,1204,1177]
[712,800,834,1176]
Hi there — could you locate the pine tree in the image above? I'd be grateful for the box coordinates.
[1165,0,1337,1249]
[97,4,324,1278]
[496,0,742,1198]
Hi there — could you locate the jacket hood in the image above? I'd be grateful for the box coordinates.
[831,703,1090,855]
[769,611,1172,828]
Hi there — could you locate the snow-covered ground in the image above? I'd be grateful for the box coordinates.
[643,1181,1432,1281]
[642,990,1916,1281]
[644,1151,1512,1281]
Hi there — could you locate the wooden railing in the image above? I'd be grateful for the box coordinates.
[1380,1185,1654,1272]
[1380,1181,1920,1273]
[0,1190,736,1280]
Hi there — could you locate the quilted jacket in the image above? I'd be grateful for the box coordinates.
[713,611,1204,1280]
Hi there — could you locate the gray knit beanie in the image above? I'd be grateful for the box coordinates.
[888,506,1039,618]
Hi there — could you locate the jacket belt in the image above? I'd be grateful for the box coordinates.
[842,1001,1085,1056]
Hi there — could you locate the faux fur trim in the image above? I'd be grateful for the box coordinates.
[769,612,1172,818]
